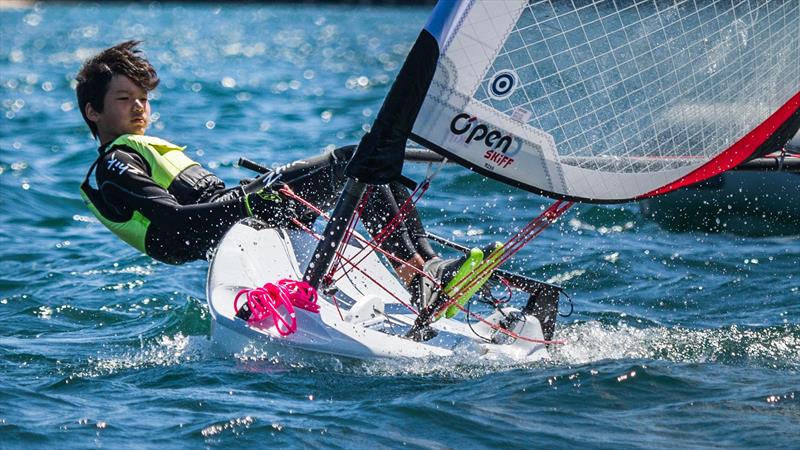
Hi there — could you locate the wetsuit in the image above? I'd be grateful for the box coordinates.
[82,135,434,265]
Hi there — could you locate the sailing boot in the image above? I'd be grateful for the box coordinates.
[406,255,476,342]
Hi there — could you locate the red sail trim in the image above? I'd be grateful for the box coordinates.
[639,90,800,199]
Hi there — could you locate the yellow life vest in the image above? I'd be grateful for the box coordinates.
[79,134,198,254]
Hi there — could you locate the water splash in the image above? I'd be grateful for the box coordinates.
[552,321,800,369]
[67,333,209,380]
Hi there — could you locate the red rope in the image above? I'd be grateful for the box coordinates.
[289,218,419,314]
[282,185,571,346]
[324,186,372,288]
[333,180,433,284]
[450,200,571,296]
[430,200,574,321]
[280,185,330,219]
[364,181,429,249]
[462,307,566,345]
[280,184,435,286]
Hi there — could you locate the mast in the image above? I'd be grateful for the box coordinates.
[303,26,442,289]
[302,178,367,288]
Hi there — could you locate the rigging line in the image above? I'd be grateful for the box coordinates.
[443,200,567,301]
[278,160,446,286]
[334,157,447,282]
[466,281,513,342]
[479,201,572,278]
[342,177,429,262]
[333,179,434,283]
[340,185,371,250]
[334,182,425,275]
[289,189,572,339]
[330,292,344,321]
[450,201,573,308]
[342,227,430,286]
[335,193,376,299]
[462,300,565,345]
[288,209,430,291]
[467,292,522,343]
[325,195,367,289]
[465,297,493,343]
[431,201,574,320]
[325,207,358,284]
[291,210,565,344]
[327,186,373,283]
[290,218,419,314]
[281,186,331,219]
[297,225,559,345]
[288,193,569,326]
[282,177,570,345]
[280,186,375,277]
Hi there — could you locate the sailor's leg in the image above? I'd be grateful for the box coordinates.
[387,181,436,260]
[360,184,419,262]
[274,146,422,264]
[271,146,435,280]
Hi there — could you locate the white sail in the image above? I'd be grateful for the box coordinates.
[411,0,800,202]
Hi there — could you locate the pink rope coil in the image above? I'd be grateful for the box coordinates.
[277,279,319,313]
[234,279,319,336]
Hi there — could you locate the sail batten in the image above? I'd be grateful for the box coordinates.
[412,0,800,202]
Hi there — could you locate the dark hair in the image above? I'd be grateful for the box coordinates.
[76,40,159,138]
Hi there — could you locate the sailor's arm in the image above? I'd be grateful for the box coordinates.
[96,149,294,264]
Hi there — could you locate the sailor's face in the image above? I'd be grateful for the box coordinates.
[89,74,151,142]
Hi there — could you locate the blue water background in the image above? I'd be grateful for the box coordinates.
[1,3,798,448]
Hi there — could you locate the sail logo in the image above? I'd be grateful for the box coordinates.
[450,113,514,153]
[449,113,515,168]
[488,70,518,100]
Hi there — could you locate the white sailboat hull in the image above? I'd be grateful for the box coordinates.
[207,219,550,361]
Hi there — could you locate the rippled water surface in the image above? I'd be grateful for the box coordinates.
[1,3,798,449]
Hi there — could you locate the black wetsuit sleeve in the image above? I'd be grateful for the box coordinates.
[96,149,250,264]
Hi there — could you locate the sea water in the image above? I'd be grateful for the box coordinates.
[0,3,798,448]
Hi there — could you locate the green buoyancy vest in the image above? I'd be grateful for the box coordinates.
[80,134,198,254]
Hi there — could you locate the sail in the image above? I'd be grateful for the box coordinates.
[411,0,800,202]
[345,29,439,184]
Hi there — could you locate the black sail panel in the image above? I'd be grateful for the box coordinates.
[345,29,440,185]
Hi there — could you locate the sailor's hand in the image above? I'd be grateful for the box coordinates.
[242,170,287,194]
[245,187,298,227]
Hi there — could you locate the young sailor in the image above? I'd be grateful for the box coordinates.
[76,40,495,317]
